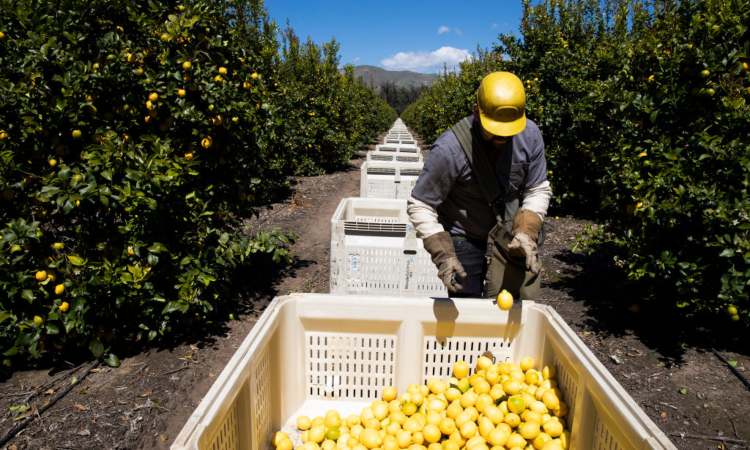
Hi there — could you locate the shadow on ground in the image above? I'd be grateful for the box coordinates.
[541,219,747,366]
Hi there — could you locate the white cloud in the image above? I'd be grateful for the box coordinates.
[454,28,463,36]
[381,46,472,73]
[437,25,451,35]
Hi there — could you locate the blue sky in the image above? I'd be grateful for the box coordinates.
[264,1,523,73]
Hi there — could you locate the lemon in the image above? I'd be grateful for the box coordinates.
[309,425,326,443]
[422,424,440,443]
[478,416,494,438]
[0,130,8,140]
[218,66,228,75]
[325,411,342,428]
[59,301,70,313]
[182,60,192,70]
[520,357,535,372]
[276,438,292,450]
[35,270,48,281]
[243,80,252,89]
[503,413,521,428]
[437,417,455,435]
[321,440,336,450]
[507,396,525,415]
[251,71,260,79]
[33,315,44,327]
[541,440,563,450]
[533,432,552,449]
[383,386,398,402]
[542,391,560,411]
[453,360,470,379]
[427,378,446,394]
[727,305,738,316]
[0,32,5,40]
[542,419,562,438]
[148,92,159,102]
[459,421,477,439]
[503,380,522,396]
[326,427,341,441]
[456,378,471,393]
[497,289,513,310]
[489,384,504,401]
[54,283,65,295]
[518,421,540,440]
[373,402,389,420]
[445,387,461,402]
[402,402,417,416]
[177,88,186,98]
[201,136,213,149]
[541,366,555,380]
[476,356,493,371]
[71,129,82,139]
[52,242,64,250]
[506,432,527,448]
[474,379,491,395]
[442,440,459,450]
[460,390,477,408]
[426,444,442,450]
[184,152,194,161]
[396,430,412,448]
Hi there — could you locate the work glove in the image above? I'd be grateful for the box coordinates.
[508,209,543,275]
[422,231,467,293]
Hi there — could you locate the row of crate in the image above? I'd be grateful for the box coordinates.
[331,120,446,297]
[171,119,678,450]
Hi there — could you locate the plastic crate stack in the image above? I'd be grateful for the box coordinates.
[330,119,445,297]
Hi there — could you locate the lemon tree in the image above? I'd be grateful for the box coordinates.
[403,0,749,327]
[0,0,394,368]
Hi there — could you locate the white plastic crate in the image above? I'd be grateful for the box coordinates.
[171,295,677,450]
[360,161,423,199]
[367,151,423,163]
[329,198,445,296]
[375,144,420,154]
[384,138,416,145]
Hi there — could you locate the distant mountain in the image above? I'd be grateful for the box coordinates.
[353,65,438,91]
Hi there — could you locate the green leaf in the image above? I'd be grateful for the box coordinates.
[105,353,120,368]
[46,323,60,335]
[89,338,104,358]
[148,242,168,253]
[0,311,12,324]
[678,387,688,395]
[728,360,738,368]
[21,289,35,302]
[67,254,86,266]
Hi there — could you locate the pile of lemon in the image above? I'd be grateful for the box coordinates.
[273,356,570,450]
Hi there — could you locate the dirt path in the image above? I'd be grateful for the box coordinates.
[1,142,749,450]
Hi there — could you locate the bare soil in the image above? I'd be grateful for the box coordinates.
[1,145,748,450]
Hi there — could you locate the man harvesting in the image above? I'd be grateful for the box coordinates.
[408,72,552,298]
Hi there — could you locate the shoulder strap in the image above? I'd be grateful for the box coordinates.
[450,117,502,209]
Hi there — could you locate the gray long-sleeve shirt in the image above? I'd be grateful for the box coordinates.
[410,115,549,241]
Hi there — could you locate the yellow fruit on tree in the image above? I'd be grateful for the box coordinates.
[52,242,64,250]
[201,136,213,149]
[251,71,260,79]
[727,305,738,316]
[218,66,228,75]
[0,31,5,40]
[497,289,513,310]
[35,270,48,281]
[243,80,252,89]
[54,283,65,295]
[214,75,223,83]
[149,92,159,102]
[71,129,82,139]
[33,315,44,327]
[48,158,57,166]
[59,301,70,312]
[182,60,192,70]
[0,130,8,140]
[177,88,186,98]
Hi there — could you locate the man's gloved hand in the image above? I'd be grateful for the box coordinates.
[509,209,543,275]
[508,232,541,275]
[423,231,467,293]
